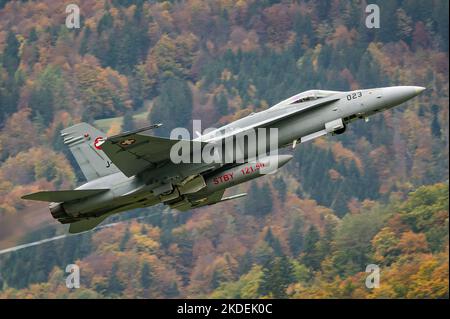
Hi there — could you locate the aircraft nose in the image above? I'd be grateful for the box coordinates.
[382,86,426,107]
[412,86,426,95]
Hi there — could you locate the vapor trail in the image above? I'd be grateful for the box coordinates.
[0,210,168,256]
[0,234,68,255]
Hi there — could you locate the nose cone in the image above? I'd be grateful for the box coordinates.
[278,154,293,167]
[383,86,426,107]
[413,86,426,95]
[259,154,293,174]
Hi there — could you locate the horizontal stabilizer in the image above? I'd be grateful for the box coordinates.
[68,214,111,233]
[21,189,109,202]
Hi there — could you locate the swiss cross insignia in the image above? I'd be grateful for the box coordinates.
[120,138,136,146]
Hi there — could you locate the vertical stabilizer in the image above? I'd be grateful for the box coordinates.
[62,123,119,181]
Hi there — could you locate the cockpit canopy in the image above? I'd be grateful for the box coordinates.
[271,90,341,109]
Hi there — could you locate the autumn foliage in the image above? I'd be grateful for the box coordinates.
[0,0,448,298]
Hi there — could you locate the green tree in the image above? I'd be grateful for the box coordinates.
[210,265,263,299]
[141,262,153,290]
[332,208,387,276]
[0,32,22,122]
[108,262,124,294]
[238,251,253,276]
[273,176,287,203]
[214,92,229,116]
[165,282,179,298]
[149,78,193,137]
[29,66,66,126]
[264,227,283,257]
[258,256,294,298]
[122,111,135,132]
[377,0,398,42]
[3,31,20,76]
[301,225,321,270]
[288,217,304,257]
[357,51,384,88]
[399,183,449,252]
[431,105,441,138]
[211,269,224,290]
[97,11,113,34]
[245,182,273,217]
[79,26,91,56]
[119,228,131,251]
[29,85,54,126]
[129,64,155,109]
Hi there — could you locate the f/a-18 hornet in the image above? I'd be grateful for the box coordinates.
[22,86,425,233]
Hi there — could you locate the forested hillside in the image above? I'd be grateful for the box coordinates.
[0,0,448,298]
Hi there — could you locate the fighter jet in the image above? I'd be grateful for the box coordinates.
[22,86,425,233]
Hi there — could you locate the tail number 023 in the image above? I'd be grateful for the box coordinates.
[347,91,363,101]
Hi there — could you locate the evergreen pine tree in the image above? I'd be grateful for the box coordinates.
[431,105,441,138]
[264,228,283,257]
[288,217,304,257]
[257,183,273,216]
[273,177,287,203]
[79,26,91,56]
[3,31,20,76]
[245,181,259,215]
[238,251,253,276]
[211,269,223,290]
[258,256,294,298]
[55,125,67,152]
[214,92,229,116]
[302,225,321,270]
[119,228,131,251]
[141,262,153,290]
[30,86,54,126]
[108,262,124,294]
[165,282,179,298]
[122,111,135,132]
[149,78,193,137]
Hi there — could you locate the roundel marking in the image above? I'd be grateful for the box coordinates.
[94,137,104,150]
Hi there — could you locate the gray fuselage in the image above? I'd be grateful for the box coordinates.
[64,86,425,219]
